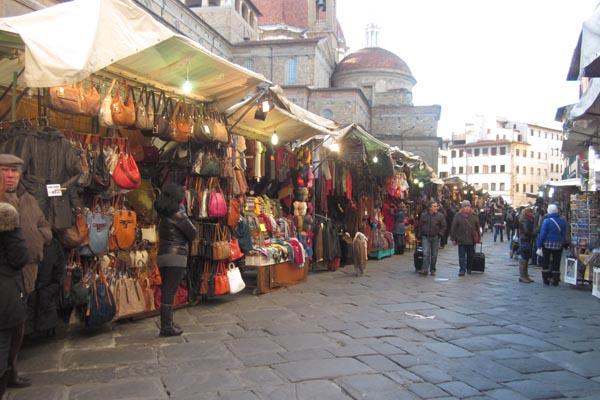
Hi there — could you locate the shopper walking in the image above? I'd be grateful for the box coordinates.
[154,183,197,336]
[536,204,569,286]
[0,173,30,399]
[390,203,407,254]
[492,204,505,242]
[450,200,481,276]
[416,201,446,276]
[517,206,535,283]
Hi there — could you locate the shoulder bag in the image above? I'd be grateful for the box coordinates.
[46,82,84,115]
[99,79,117,127]
[170,98,192,142]
[111,80,136,127]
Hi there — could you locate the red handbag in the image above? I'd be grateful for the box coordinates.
[213,261,230,295]
[112,144,142,190]
[228,238,243,261]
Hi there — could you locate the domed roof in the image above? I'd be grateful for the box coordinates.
[335,47,413,76]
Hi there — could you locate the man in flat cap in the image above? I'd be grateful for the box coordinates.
[450,200,482,276]
[0,154,52,389]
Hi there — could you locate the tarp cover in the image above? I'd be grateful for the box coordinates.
[0,0,269,110]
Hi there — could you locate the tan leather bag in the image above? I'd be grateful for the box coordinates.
[111,80,136,127]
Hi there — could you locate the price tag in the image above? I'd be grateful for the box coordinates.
[260,223,267,232]
[47,184,63,197]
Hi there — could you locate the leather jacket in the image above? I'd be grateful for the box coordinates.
[157,210,197,256]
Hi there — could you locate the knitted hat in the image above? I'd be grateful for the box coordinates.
[460,200,471,208]
[548,204,559,214]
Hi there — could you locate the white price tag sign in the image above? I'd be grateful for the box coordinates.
[46,184,63,197]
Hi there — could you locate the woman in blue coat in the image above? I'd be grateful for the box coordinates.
[536,204,569,286]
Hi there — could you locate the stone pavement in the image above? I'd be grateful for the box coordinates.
[6,232,600,400]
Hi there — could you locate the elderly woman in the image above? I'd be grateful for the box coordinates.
[517,206,535,283]
[390,203,407,254]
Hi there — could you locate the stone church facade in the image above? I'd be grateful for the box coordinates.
[2,0,442,169]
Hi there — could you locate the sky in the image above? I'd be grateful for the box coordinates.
[336,0,599,136]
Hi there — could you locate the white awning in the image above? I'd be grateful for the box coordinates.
[544,178,582,187]
[0,0,269,110]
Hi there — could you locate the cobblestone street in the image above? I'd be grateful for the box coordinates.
[7,232,600,400]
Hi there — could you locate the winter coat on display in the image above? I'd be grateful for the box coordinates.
[390,207,407,235]
[0,203,30,330]
[26,238,65,335]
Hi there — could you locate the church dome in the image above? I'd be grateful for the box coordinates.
[334,47,413,76]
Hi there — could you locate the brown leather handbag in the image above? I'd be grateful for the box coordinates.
[170,99,192,142]
[111,80,136,127]
[81,80,101,117]
[46,82,84,115]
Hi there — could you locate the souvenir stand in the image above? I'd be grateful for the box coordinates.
[224,86,340,291]
[0,0,306,331]
[545,179,599,287]
[306,125,416,268]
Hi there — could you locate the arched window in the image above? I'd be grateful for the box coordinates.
[286,58,297,84]
[235,0,241,12]
[244,60,254,71]
[321,109,333,119]
[241,3,248,20]
[249,11,255,27]
[209,0,221,6]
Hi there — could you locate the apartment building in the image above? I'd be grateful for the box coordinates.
[439,116,564,205]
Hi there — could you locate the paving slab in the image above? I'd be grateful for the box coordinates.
[274,357,374,382]
[336,373,420,400]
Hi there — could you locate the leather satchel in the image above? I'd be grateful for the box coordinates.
[46,82,84,115]
[109,195,138,251]
[152,91,172,140]
[81,81,101,117]
[113,273,146,320]
[80,197,112,256]
[207,108,229,143]
[170,99,192,142]
[56,207,90,249]
[208,178,227,218]
[191,104,214,142]
[212,225,233,260]
[111,80,136,127]
[213,261,230,295]
[99,79,117,127]
[135,87,155,132]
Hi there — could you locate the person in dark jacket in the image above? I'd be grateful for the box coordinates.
[154,183,197,337]
[417,201,447,276]
[517,206,535,283]
[450,200,481,276]
[536,204,569,286]
[0,180,30,398]
[390,203,407,254]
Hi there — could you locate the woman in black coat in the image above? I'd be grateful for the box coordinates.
[154,183,197,337]
[0,201,30,397]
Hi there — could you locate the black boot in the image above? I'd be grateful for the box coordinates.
[542,270,551,286]
[552,272,561,287]
[159,304,183,337]
[7,323,31,388]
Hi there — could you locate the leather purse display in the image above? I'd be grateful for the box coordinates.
[111,80,136,127]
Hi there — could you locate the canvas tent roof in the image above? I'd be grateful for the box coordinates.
[0,0,269,111]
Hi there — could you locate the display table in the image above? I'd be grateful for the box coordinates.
[368,248,394,260]
[244,259,307,294]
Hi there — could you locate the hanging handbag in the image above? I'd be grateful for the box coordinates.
[212,225,233,260]
[55,207,90,249]
[135,87,155,132]
[152,91,172,140]
[63,249,89,308]
[227,262,245,294]
[99,79,117,127]
[199,260,212,296]
[200,153,221,177]
[227,197,241,227]
[140,225,158,244]
[113,271,146,320]
[109,195,138,251]
[88,141,111,193]
[208,178,227,218]
[213,261,230,295]
[170,98,192,142]
[191,104,214,142]
[112,144,142,190]
[81,80,101,117]
[111,80,136,127]
[127,179,157,223]
[85,265,116,329]
[80,197,112,256]
[46,82,84,115]
[207,108,229,143]
[228,238,243,261]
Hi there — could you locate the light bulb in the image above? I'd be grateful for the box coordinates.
[261,100,270,113]
[329,141,340,152]
[414,178,420,184]
[271,132,279,145]
[182,80,192,94]
[373,155,378,163]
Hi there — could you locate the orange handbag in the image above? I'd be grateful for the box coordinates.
[170,99,192,142]
[111,80,136,127]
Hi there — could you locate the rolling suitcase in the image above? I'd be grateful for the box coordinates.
[414,244,423,272]
[471,243,485,272]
